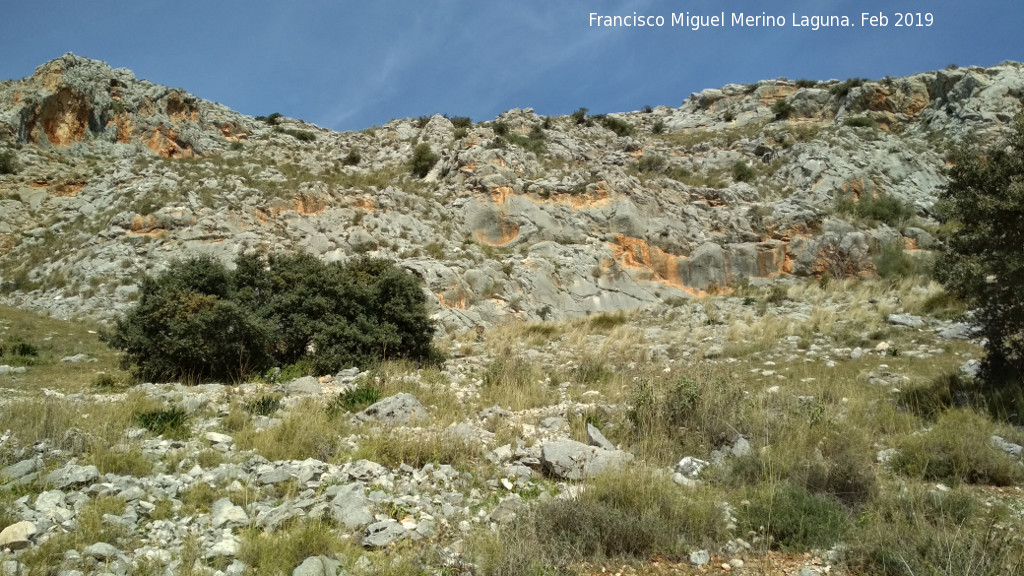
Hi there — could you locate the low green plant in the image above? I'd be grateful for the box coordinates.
[239,520,354,574]
[571,107,589,125]
[890,408,1024,485]
[342,148,361,166]
[600,115,634,137]
[410,143,438,178]
[874,241,926,279]
[244,393,282,416]
[135,406,190,439]
[739,483,851,550]
[732,160,756,182]
[651,120,666,134]
[835,191,916,227]
[636,154,667,173]
[328,384,382,414]
[449,116,473,128]
[844,116,878,128]
[0,149,19,175]
[772,98,795,120]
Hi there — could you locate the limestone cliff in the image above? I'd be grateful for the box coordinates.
[1,54,1022,330]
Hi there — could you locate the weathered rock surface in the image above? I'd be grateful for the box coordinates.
[540,439,633,480]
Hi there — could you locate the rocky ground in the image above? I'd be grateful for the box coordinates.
[3,278,1024,575]
[2,55,1024,575]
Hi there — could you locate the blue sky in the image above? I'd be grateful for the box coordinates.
[2,1,1021,131]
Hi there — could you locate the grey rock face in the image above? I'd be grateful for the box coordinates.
[45,464,99,489]
[689,549,711,566]
[586,423,616,450]
[362,519,407,548]
[991,435,1023,459]
[287,376,321,396]
[540,439,633,480]
[355,393,427,425]
[211,498,249,529]
[83,542,121,561]
[330,483,373,529]
[293,556,343,576]
[674,456,710,478]
[887,313,925,328]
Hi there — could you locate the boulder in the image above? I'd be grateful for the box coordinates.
[211,498,249,529]
[0,521,37,550]
[362,519,407,548]
[329,482,373,529]
[540,439,633,480]
[355,393,426,426]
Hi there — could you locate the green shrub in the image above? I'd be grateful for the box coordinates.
[739,483,851,550]
[600,115,634,137]
[135,406,190,439]
[636,154,667,174]
[772,99,795,120]
[103,256,272,382]
[0,150,20,175]
[831,77,866,97]
[847,487,1023,576]
[410,143,438,178]
[732,161,756,182]
[256,112,283,125]
[571,107,589,125]
[835,191,915,227]
[874,241,923,279]
[328,384,382,415]
[449,116,473,128]
[891,409,1024,485]
[492,121,510,136]
[275,127,316,142]
[244,393,282,416]
[453,127,468,139]
[936,115,1024,399]
[106,254,440,382]
[844,116,878,128]
[342,148,361,166]
[651,120,666,134]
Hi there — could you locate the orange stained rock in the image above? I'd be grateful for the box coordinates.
[489,186,514,205]
[474,216,520,246]
[145,127,193,158]
[35,87,91,146]
[52,182,85,197]
[165,91,198,123]
[293,193,328,215]
[109,113,134,143]
[609,234,705,296]
[436,290,467,309]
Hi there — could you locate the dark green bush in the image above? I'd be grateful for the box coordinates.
[571,107,589,125]
[492,122,510,136]
[256,112,283,125]
[328,384,382,415]
[448,116,473,128]
[732,161,756,182]
[600,116,634,137]
[410,143,438,178]
[1,150,20,175]
[106,254,439,383]
[342,149,361,166]
[831,78,866,97]
[275,127,316,142]
[844,116,878,128]
[890,409,1024,486]
[651,120,666,134]
[772,99,795,120]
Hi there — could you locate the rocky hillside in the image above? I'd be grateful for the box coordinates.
[1,54,1023,329]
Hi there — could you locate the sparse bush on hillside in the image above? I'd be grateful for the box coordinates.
[600,115,634,137]
[844,116,878,128]
[448,115,473,128]
[732,160,756,182]
[410,142,438,178]
[341,148,361,166]
[275,127,316,142]
[771,98,795,120]
[739,483,851,550]
[831,77,866,97]
[651,119,666,134]
[0,149,19,175]
[874,241,928,279]
[835,191,916,227]
[571,107,590,125]
[636,154,667,173]
[105,253,439,383]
